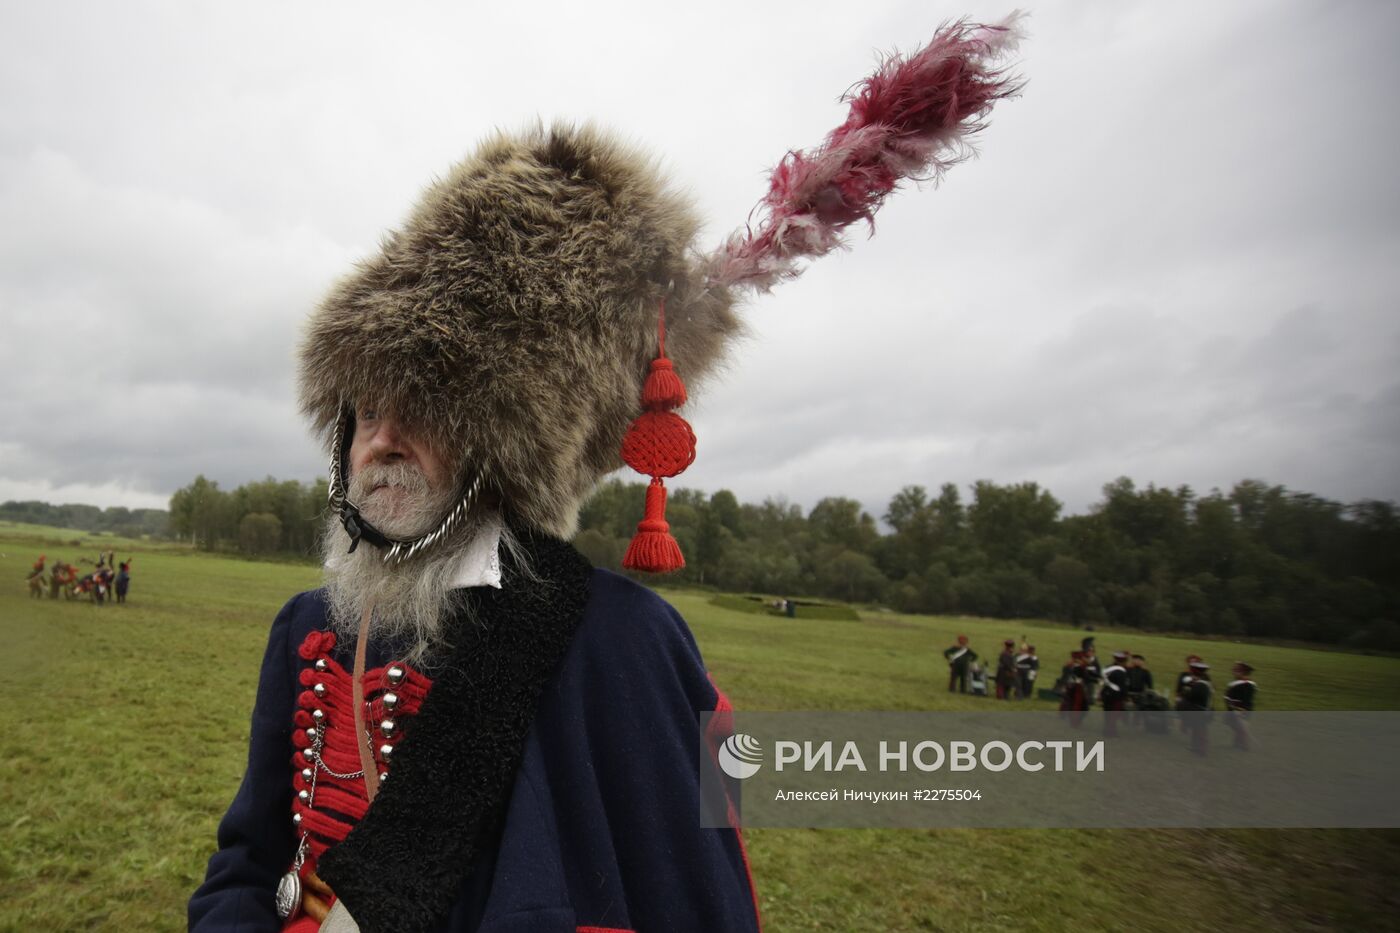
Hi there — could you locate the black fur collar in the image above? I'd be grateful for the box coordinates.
[317,532,592,932]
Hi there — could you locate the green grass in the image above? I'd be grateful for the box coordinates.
[664,589,1400,712]
[2,524,1397,932]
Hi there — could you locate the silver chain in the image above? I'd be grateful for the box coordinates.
[383,470,484,565]
[306,722,366,780]
[326,415,348,510]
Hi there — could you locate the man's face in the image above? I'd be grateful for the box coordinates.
[347,406,455,537]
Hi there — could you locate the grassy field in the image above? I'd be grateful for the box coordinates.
[2,520,1398,932]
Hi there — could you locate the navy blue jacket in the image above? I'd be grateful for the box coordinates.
[189,569,760,932]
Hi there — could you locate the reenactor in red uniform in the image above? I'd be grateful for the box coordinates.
[1079,637,1102,706]
[1058,650,1090,727]
[27,554,47,598]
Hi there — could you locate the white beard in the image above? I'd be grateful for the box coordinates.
[346,460,454,540]
[321,461,466,664]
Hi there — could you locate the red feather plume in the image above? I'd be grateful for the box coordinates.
[704,12,1026,293]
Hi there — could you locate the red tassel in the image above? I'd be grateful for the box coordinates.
[620,297,695,574]
[623,478,685,572]
[642,358,687,409]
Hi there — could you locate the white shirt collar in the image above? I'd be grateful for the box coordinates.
[447,513,503,590]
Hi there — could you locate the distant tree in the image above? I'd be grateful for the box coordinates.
[574,529,626,569]
[826,549,886,603]
[932,483,967,547]
[968,481,1060,567]
[880,485,934,579]
[808,497,878,554]
[709,489,743,537]
[169,475,231,550]
[239,512,282,555]
[1044,555,1093,624]
[577,478,647,541]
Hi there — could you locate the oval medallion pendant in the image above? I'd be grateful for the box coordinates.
[275,870,302,920]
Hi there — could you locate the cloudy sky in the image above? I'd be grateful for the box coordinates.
[2,0,1396,518]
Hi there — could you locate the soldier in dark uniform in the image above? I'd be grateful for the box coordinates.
[995,639,1018,700]
[1126,653,1154,726]
[1058,650,1090,727]
[1126,654,1153,701]
[1015,644,1039,699]
[1176,658,1213,756]
[1174,654,1202,702]
[943,635,977,694]
[1100,650,1129,736]
[1224,662,1257,750]
[1080,637,1102,707]
[115,560,132,604]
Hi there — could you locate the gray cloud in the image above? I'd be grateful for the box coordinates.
[1,0,1396,518]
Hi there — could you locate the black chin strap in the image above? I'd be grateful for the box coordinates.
[337,500,397,554]
[329,407,412,556]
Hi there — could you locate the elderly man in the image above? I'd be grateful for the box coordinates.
[188,127,763,933]
[188,387,764,929]
[188,19,1021,932]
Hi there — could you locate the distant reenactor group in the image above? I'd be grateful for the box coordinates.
[943,634,1040,700]
[24,551,133,604]
[938,632,1259,755]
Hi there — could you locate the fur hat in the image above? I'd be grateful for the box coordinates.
[299,125,738,537]
[299,17,1023,552]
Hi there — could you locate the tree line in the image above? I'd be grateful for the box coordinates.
[574,477,1400,651]
[166,475,330,557]
[11,472,1399,650]
[0,500,168,538]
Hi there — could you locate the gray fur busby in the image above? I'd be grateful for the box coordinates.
[300,19,1024,549]
[298,124,740,538]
